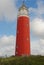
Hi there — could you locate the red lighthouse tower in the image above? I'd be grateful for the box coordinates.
[15,3,30,56]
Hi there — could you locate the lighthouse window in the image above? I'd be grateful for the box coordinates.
[27,23,28,26]
[17,30,19,33]
[22,54,25,57]
[16,51,18,54]
[19,9,28,15]
[22,54,27,57]
[16,45,18,48]
[27,38,29,40]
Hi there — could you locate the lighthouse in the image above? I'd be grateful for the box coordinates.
[15,2,30,56]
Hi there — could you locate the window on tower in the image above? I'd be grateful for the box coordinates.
[18,9,28,16]
[18,4,29,16]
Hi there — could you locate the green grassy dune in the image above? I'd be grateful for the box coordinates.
[0,55,44,65]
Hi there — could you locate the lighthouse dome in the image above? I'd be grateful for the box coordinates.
[18,3,28,16]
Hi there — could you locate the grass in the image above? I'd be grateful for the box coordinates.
[0,55,44,65]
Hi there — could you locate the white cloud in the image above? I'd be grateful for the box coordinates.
[39,39,44,56]
[0,35,44,56]
[31,18,44,38]
[0,0,44,56]
[37,0,44,15]
[31,40,40,55]
[31,39,44,56]
[0,35,16,57]
[0,0,18,21]
[29,0,44,55]
[29,0,44,17]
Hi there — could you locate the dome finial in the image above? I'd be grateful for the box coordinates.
[18,0,28,16]
[19,0,28,11]
[23,0,25,4]
[22,0,25,6]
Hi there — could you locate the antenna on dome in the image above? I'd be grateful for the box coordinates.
[22,0,25,5]
[23,0,24,4]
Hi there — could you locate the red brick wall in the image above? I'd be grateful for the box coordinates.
[15,16,30,56]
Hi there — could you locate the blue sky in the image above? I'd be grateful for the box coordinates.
[0,0,44,56]
[0,0,37,36]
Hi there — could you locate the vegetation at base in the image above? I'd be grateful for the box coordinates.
[0,55,44,65]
